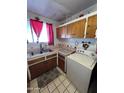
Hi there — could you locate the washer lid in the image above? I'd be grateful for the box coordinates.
[67,53,96,69]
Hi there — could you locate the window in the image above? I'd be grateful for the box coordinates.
[27,20,48,43]
[27,21,33,42]
[39,23,48,42]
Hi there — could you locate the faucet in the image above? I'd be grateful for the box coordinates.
[40,43,42,50]
[39,43,43,53]
[31,47,34,55]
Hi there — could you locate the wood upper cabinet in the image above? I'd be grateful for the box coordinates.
[56,28,61,38]
[61,26,67,38]
[57,19,86,38]
[56,26,67,38]
[86,15,97,38]
[74,19,86,38]
[56,27,63,38]
[67,22,75,37]
[56,13,97,38]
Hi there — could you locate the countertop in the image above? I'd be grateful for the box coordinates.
[27,51,57,61]
[50,46,76,56]
[27,46,75,61]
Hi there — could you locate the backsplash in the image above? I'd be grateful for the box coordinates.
[27,43,40,54]
[57,38,97,48]
[27,42,53,54]
[27,38,97,54]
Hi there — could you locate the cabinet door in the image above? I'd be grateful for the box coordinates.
[58,55,65,72]
[56,26,67,38]
[72,22,77,37]
[79,19,86,38]
[29,61,46,80]
[61,26,67,38]
[56,27,62,38]
[47,57,57,71]
[73,21,79,38]
[56,28,60,38]
[75,19,86,38]
[67,19,86,38]
[67,23,75,38]
[86,15,97,38]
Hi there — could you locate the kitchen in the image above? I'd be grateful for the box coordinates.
[27,0,97,93]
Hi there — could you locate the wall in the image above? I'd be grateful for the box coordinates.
[60,3,97,24]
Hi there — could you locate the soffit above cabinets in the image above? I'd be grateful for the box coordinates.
[27,0,97,21]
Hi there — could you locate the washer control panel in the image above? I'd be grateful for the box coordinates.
[76,49,85,54]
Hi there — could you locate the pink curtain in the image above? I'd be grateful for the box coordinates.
[46,23,54,45]
[30,19,43,40]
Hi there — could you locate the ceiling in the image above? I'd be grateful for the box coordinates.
[27,0,97,21]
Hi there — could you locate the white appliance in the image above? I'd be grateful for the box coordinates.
[67,44,96,93]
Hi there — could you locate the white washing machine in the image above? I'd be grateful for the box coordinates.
[67,48,96,93]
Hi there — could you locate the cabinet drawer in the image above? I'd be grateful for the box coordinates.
[28,57,45,65]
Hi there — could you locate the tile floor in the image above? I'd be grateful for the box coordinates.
[28,68,80,93]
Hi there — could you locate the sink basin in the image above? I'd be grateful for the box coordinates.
[41,49,52,52]
[27,49,52,58]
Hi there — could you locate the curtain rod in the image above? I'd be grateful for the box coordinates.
[27,19,53,25]
[27,17,54,24]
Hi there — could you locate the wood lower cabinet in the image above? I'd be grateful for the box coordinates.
[58,54,65,72]
[67,19,86,38]
[29,57,57,80]
[46,57,57,71]
[29,61,46,80]
[86,15,97,38]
